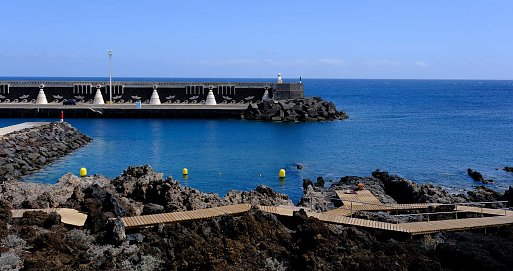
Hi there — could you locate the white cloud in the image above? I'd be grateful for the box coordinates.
[176,58,311,67]
[317,58,346,65]
[257,49,277,55]
[413,60,429,67]
[362,59,402,67]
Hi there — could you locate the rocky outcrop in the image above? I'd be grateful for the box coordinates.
[243,97,348,122]
[111,165,224,212]
[372,169,463,204]
[2,167,513,270]
[0,122,92,183]
[466,186,503,203]
[223,185,293,206]
[467,168,494,184]
[467,168,484,182]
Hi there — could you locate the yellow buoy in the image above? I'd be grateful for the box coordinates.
[80,167,87,177]
[182,168,188,175]
[279,168,286,178]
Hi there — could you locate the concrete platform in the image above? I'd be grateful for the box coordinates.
[0,103,248,118]
[0,122,49,136]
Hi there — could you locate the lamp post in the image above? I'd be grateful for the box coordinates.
[107,50,113,103]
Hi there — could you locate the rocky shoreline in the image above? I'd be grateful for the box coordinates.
[0,122,92,183]
[2,165,513,270]
[243,97,348,122]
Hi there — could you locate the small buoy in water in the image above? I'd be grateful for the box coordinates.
[182,168,188,175]
[279,169,286,178]
[80,167,87,177]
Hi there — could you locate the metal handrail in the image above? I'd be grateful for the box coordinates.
[342,199,507,208]
[342,199,509,218]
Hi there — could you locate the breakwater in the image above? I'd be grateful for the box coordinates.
[0,122,91,182]
[0,80,304,118]
[244,97,348,121]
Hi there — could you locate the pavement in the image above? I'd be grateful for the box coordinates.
[0,122,50,136]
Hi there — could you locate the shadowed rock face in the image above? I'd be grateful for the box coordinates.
[0,122,92,183]
[371,169,464,204]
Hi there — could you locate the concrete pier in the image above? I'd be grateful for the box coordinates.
[0,80,304,118]
[0,103,247,118]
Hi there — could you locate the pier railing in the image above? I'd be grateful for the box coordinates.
[0,80,276,88]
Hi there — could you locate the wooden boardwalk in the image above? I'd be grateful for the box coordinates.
[335,190,384,205]
[399,215,513,235]
[121,204,251,229]
[11,208,88,227]
[258,203,513,235]
[325,190,513,234]
[334,190,439,213]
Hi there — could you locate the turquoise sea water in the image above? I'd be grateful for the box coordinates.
[1,78,513,203]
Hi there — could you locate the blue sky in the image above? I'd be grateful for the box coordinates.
[1,0,512,79]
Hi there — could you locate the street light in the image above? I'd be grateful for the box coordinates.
[107,50,113,103]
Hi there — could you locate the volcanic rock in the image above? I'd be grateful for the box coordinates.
[243,97,348,122]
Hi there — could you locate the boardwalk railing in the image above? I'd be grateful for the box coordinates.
[339,198,508,218]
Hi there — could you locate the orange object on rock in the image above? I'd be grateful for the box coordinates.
[357,183,365,190]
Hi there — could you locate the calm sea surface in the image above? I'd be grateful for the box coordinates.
[1,78,513,203]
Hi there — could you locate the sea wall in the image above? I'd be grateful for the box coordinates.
[0,122,92,182]
[0,81,304,105]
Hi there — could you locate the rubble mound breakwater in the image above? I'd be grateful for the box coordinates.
[0,122,92,182]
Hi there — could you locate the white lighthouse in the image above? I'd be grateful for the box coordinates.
[277,73,283,84]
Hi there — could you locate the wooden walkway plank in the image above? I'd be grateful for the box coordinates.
[119,202,513,235]
[11,208,88,227]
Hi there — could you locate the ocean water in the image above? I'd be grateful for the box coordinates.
[1,78,513,203]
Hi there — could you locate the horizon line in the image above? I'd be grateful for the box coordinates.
[0,75,512,81]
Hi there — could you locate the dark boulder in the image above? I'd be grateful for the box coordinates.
[105,217,126,244]
[224,185,293,206]
[314,176,325,187]
[302,178,313,190]
[466,186,503,203]
[372,169,458,204]
[467,168,484,182]
[20,211,48,226]
[143,203,165,214]
[43,212,62,229]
